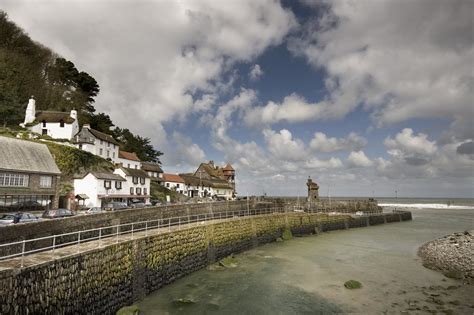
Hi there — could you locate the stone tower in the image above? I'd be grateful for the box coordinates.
[307,176,319,201]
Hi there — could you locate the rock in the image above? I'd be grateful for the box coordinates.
[218,255,238,268]
[116,305,140,315]
[172,298,196,306]
[281,228,292,240]
[344,280,362,289]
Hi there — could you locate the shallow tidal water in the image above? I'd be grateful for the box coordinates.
[138,208,474,314]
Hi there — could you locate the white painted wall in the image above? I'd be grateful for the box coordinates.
[74,173,126,207]
[116,157,141,169]
[114,169,151,203]
[30,120,79,140]
[163,181,186,195]
[76,139,119,161]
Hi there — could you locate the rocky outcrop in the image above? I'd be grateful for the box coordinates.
[418,231,473,283]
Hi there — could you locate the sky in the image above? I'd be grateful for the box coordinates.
[1,0,473,198]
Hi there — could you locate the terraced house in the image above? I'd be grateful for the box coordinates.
[0,136,61,212]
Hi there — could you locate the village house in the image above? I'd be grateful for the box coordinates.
[180,173,233,200]
[20,97,79,140]
[0,136,61,212]
[161,173,186,195]
[73,124,120,162]
[193,161,236,196]
[116,150,141,169]
[73,167,150,208]
[141,162,163,183]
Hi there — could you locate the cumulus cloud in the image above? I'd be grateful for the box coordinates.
[163,132,206,167]
[263,129,306,161]
[249,64,264,81]
[289,0,474,140]
[347,151,373,168]
[310,132,367,153]
[2,0,296,148]
[384,128,437,160]
[456,141,474,155]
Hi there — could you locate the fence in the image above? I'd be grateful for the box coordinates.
[0,206,406,267]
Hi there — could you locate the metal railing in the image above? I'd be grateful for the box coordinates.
[0,206,404,267]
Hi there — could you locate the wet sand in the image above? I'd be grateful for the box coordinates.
[137,208,474,314]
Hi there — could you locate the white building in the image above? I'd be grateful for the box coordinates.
[141,162,163,180]
[21,97,79,140]
[113,167,151,204]
[117,151,141,169]
[73,171,127,208]
[180,174,233,200]
[74,167,151,208]
[74,125,120,162]
[162,173,186,195]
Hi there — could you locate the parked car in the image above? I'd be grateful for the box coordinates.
[85,207,103,214]
[103,202,129,211]
[150,200,162,206]
[0,213,40,225]
[130,202,145,208]
[42,208,75,219]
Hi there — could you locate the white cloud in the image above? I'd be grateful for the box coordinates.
[263,129,306,161]
[347,151,373,168]
[310,132,367,152]
[163,132,206,167]
[289,0,474,140]
[2,0,297,148]
[384,128,437,159]
[249,64,264,81]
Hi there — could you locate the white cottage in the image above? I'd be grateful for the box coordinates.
[73,171,127,208]
[116,151,141,169]
[21,97,79,140]
[113,167,151,204]
[74,125,120,162]
[161,173,186,195]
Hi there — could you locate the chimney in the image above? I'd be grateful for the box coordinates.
[23,96,36,125]
[70,109,77,120]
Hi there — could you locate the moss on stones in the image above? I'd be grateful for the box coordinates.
[344,280,362,289]
[116,305,140,315]
[282,228,292,240]
[219,255,238,268]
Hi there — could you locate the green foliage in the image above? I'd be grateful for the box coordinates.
[344,280,362,289]
[0,11,99,126]
[113,127,163,163]
[219,255,238,268]
[44,142,113,179]
[150,181,188,202]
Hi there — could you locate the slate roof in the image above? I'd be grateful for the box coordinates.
[180,174,232,189]
[223,163,234,171]
[141,162,163,173]
[75,171,126,181]
[119,150,140,161]
[162,173,184,183]
[87,128,120,145]
[35,111,75,124]
[120,167,149,178]
[0,136,61,174]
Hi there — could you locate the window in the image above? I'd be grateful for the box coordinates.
[107,142,110,147]
[104,180,111,189]
[136,187,142,195]
[143,188,147,195]
[115,181,122,189]
[112,152,115,158]
[59,119,64,127]
[99,148,103,155]
[133,176,138,184]
[127,164,130,168]
[100,140,103,145]
[79,144,82,149]
[42,120,46,127]
[130,187,134,195]
[0,173,29,187]
[39,176,52,188]
[107,150,110,157]
[135,165,137,169]
[140,177,145,184]
[42,129,47,135]
[177,183,180,188]
[166,183,170,188]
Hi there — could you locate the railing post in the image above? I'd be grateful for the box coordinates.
[52,235,56,258]
[21,240,25,268]
[131,223,134,239]
[77,231,81,253]
[98,228,102,248]
[178,217,181,230]
[145,221,148,237]
[116,226,119,244]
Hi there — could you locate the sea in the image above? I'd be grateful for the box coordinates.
[137,198,474,314]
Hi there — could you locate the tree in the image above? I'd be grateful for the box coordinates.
[113,127,163,163]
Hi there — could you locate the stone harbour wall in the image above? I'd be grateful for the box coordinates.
[0,211,412,314]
